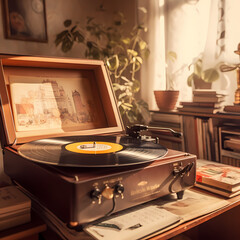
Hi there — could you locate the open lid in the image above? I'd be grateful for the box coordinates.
[0,56,124,146]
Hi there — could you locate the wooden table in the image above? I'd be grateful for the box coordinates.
[147,189,240,240]
[40,188,240,240]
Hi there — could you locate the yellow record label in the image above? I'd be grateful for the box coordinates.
[65,141,123,154]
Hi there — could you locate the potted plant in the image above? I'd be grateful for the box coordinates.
[154,51,180,111]
[187,55,220,89]
[55,9,150,126]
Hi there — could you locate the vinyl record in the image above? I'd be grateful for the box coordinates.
[18,135,168,167]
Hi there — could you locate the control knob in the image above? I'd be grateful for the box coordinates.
[115,183,124,199]
[90,187,102,204]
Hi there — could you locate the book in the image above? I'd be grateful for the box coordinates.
[221,126,240,135]
[182,115,198,156]
[0,185,31,215]
[195,182,240,198]
[192,95,226,103]
[207,118,216,161]
[221,149,240,160]
[180,101,223,108]
[0,209,31,231]
[150,112,181,124]
[221,155,240,167]
[192,89,227,96]
[224,137,240,152]
[224,105,240,113]
[0,186,31,231]
[196,159,240,192]
[177,106,221,114]
[196,118,203,159]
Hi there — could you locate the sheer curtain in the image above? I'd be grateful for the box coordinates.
[139,0,167,110]
[139,0,240,110]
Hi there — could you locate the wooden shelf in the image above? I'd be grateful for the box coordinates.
[150,109,240,120]
[150,110,240,162]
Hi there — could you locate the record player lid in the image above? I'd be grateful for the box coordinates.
[0,56,123,146]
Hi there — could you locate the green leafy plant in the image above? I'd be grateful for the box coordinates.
[55,9,150,126]
[187,56,220,87]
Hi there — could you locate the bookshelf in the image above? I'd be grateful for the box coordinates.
[150,110,240,166]
[219,126,240,166]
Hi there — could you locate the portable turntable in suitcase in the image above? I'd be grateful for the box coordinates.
[0,56,196,226]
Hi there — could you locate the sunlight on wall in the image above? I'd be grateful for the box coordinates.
[145,0,240,109]
[166,0,211,103]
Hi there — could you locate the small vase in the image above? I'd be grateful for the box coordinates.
[154,90,179,111]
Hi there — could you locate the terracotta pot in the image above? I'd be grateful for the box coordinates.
[154,90,179,110]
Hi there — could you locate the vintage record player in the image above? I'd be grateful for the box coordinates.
[0,56,196,226]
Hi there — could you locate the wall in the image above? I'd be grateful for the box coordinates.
[0,0,137,182]
[0,0,137,57]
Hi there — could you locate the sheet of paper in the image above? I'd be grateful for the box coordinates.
[84,205,181,240]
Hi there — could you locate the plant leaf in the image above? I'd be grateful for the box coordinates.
[132,80,140,93]
[194,59,202,76]
[121,102,132,110]
[55,30,69,46]
[106,55,119,71]
[121,37,131,45]
[126,110,137,123]
[167,51,177,62]
[64,19,72,27]
[62,38,73,52]
[187,73,198,87]
[136,56,143,64]
[119,92,127,99]
[112,83,121,91]
[87,17,94,24]
[70,26,77,32]
[127,49,138,57]
[73,31,84,42]
[121,76,130,82]
[138,40,147,50]
[202,69,219,83]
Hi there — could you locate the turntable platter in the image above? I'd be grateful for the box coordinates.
[18,135,168,167]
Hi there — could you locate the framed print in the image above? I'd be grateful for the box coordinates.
[2,0,48,42]
[9,75,108,132]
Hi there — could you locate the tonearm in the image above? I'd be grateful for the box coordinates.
[126,124,182,139]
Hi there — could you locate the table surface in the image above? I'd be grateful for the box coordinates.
[73,187,240,240]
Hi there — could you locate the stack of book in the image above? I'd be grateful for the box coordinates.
[178,89,227,114]
[149,111,182,151]
[0,185,31,231]
[196,159,240,198]
[150,111,181,131]
[223,104,240,114]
